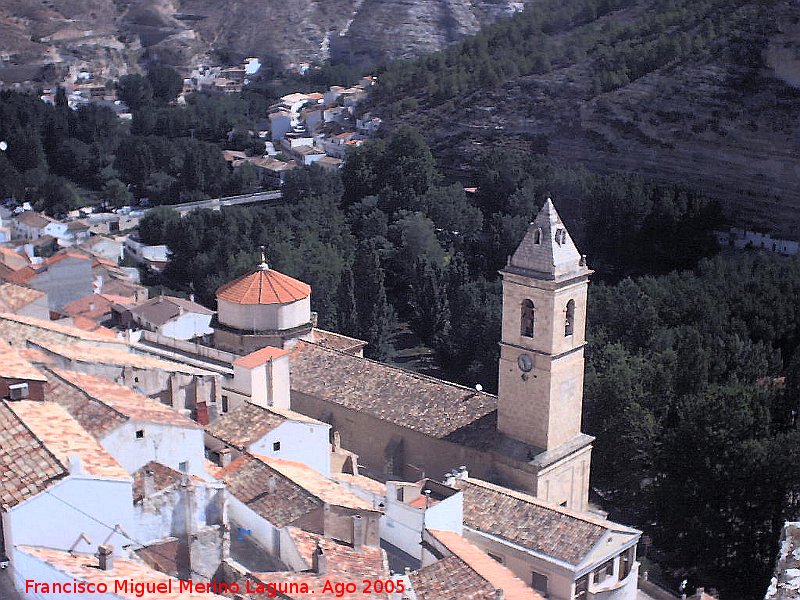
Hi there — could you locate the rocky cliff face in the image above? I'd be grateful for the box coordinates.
[378,1,800,238]
[0,0,530,83]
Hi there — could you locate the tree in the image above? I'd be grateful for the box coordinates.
[34,175,83,216]
[147,64,183,103]
[117,74,153,112]
[139,206,181,246]
[101,178,133,208]
[352,241,395,360]
[336,267,360,338]
[410,257,450,344]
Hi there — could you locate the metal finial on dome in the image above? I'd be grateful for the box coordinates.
[258,245,269,271]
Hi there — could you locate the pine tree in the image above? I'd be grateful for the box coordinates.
[336,267,359,338]
[410,256,450,344]
[353,241,395,360]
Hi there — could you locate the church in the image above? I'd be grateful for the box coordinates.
[203,199,595,512]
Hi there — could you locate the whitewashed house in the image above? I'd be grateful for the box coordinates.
[205,400,331,475]
[382,478,463,560]
[44,367,208,478]
[13,211,67,241]
[124,296,215,341]
[0,400,133,562]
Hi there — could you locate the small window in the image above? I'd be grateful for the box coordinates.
[575,575,589,600]
[533,227,542,244]
[221,395,229,413]
[560,500,568,507]
[135,429,144,439]
[565,299,575,337]
[520,299,535,338]
[134,376,139,383]
[488,552,504,564]
[555,228,564,245]
[532,571,548,595]
[179,461,188,473]
[273,441,281,452]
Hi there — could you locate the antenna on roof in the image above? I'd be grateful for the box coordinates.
[258,245,269,271]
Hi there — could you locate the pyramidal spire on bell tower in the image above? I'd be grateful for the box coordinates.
[506,198,588,281]
[496,197,594,511]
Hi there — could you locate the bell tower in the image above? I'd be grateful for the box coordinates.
[497,198,593,510]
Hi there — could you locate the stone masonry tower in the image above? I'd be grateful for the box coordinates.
[497,198,594,510]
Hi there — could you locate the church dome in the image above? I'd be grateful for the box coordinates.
[216,264,311,305]
[214,260,313,349]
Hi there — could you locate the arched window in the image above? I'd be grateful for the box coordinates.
[533,227,542,245]
[555,228,566,245]
[521,299,535,338]
[565,299,575,337]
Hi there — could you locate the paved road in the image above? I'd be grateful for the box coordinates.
[155,190,283,216]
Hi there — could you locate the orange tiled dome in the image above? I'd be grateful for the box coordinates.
[216,265,311,305]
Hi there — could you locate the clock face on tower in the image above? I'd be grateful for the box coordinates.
[517,353,533,372]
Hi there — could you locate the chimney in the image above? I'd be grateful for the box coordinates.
[352,514,365,551]
[89,302,96,312]
[67,454,83,475]
[494,590,504,600]
[189,293,195,303]
[218,447,232,468]
[267,475,278,494]
[457,465,469,480]
[143,468,155,498]
[98,545,114,571]
[312,541,327,575]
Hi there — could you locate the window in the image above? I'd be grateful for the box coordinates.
[574,575,588,600]
[179,461,188,473]
[135,429,144,439]
[555,228,565,245]
[273,441,281,452]
[221,395,229,413]
[533,227,542,244]
[521,299,535,338]
[565,299,575,337]
[532,572,548,595]
[560,500,568,507]
[488,553,504,564]
[619,548,634,580]
[594,559,614,584]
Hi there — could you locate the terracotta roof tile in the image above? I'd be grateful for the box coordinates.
[8,400,130,480]
[129,296,214,327]
[0,312,126,346]
[215,454,322,527]
[0,341,47,381]
[310,328,366,353]
[290,341,497,438]
[205,402,287,450]
[46,368,200,432]
[44,370,127,438]
[216,267,310,305]
[410,555,495,600]
[62,293,130,320]
[458,478,612,565]
[244,528,389,599]
[425,530,542,600]
[132,461,208,503]
[17,546,228,600]
[0,401,66,508]
[30,339,207,375]
[15,211,54,228]
[0,282,44,312]
[233,346,290,369]
[261,456,375,512]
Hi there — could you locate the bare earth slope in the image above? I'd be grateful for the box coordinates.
[0,0,533,81]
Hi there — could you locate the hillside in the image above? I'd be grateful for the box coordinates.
[369,0,800,237]
[0,0,532,83]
